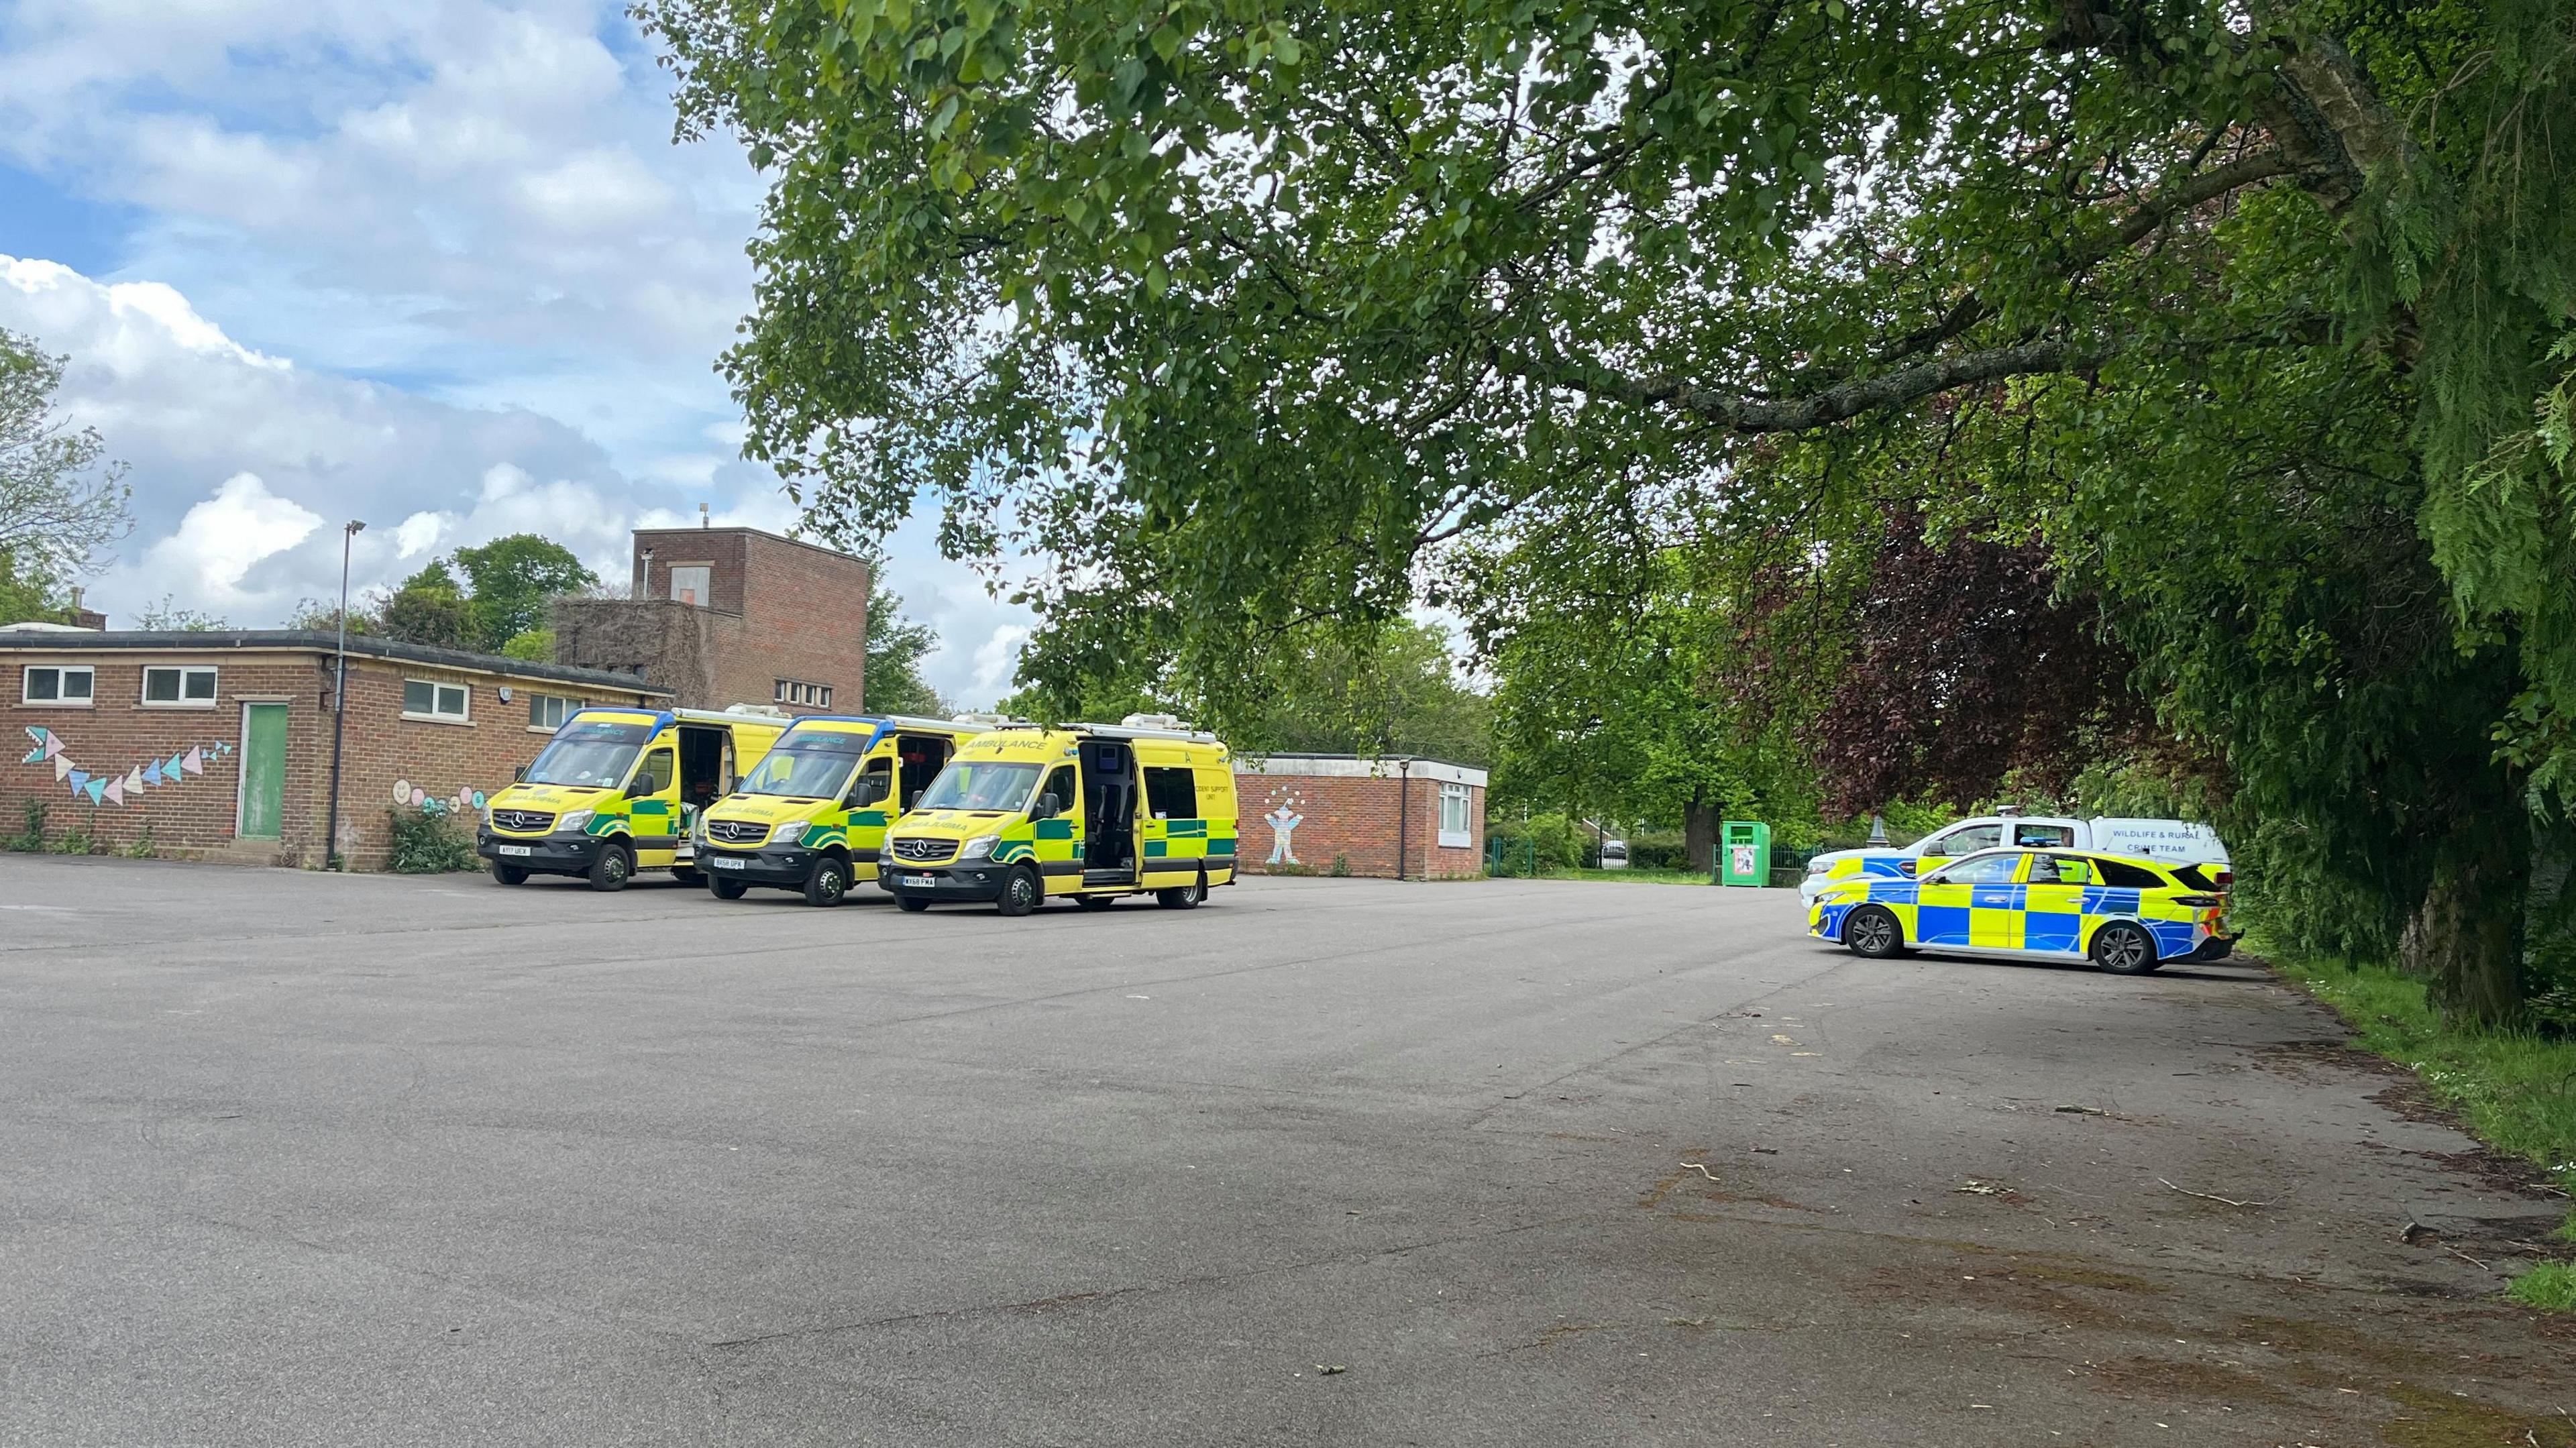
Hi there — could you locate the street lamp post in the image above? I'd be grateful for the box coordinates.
[323,520,364,871]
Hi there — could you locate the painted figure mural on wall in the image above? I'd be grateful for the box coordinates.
[1262,787,1308,866]
[21,726,235,806]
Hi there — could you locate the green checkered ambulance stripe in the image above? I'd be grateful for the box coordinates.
[991,841,1038,865]
[799,826,849,850]
[1163,819,1208,838]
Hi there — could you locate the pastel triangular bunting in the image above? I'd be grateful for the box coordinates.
[66,769,87,793]
[54,755,73,781]
[144,759,164,786]
[104,778,123,805]
[81,777,105,804]
[166,753,186,779]
[182,746,204,775]
[123,767,145,794]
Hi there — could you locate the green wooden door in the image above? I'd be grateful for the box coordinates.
[238,703,287,839]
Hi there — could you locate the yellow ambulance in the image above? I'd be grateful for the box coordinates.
[478,705,790,890]
[692,714,988,905]
[876,716,1238,915]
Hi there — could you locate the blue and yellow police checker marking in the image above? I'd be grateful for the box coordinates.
[879,720,1238,913]
[1809,848,2220,970]
[478,706,788,890]
[692,714,988,904]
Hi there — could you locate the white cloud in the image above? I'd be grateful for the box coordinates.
[0,0,1042,702]
[142,474,322,602]
[970,624,1033,696]
[3,255,1036,700]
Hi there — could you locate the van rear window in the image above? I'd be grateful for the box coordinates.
[2172,863,2226,890]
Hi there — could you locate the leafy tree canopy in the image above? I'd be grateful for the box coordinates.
[452,534,599,651]
[863,582,953,716]
[1,328,129,611]
[647,0,2576,1017]
[376,561,478,651]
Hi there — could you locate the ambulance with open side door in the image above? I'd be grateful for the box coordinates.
[691,714,987,905]
[876,715,1239,915]
[478,705,789,891]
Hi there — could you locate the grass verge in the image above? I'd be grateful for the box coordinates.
[2268,948,2576,1309]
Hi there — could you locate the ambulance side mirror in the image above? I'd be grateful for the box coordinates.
[1030,796,1059,821]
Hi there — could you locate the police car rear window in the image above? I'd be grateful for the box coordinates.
[2171,863,2224,889]
[2090,858,2169,889]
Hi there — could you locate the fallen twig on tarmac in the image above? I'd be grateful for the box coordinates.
[1955,1180,2007,1196]
[2155,1178,2269,1209]
[1680,1162,1721,1183]
[2448,1247,2491,1271]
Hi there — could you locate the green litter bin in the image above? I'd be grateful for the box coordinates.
[1719,820,1771,887]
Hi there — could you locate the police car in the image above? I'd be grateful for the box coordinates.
[1807,846,2226,974]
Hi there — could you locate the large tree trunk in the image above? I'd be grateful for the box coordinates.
[1684,793,1717,877]
[2400,816,2529,1026]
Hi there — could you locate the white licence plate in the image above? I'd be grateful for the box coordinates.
[497,844,533,857]
[708,856,746,871]
[900,874,934,887]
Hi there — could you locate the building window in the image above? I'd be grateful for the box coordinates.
[775,678,830,708]
[402,678,470,722]
[1438,782,1472,848]
[669,565,711,606]
[141,665,218,707]
[22,665,95,706]
[527,693,582,729]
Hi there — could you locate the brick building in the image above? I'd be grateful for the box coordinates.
[2,628,663,870]
[551,526,870,715]
[1233,755,1488,880]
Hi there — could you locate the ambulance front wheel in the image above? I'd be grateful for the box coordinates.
[490,862,528,886]
[804,854,851,907]
[995,865,1043,917]
[708,876,748,900]
[897,896,931,912]
[588,842,633,893]
[2090,922,2161,975]
[1842,905,1905,959]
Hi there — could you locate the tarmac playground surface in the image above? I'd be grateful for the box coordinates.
[3,858,2569,1446]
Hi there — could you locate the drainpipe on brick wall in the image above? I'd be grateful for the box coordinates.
[1394,758,1411,881]
[324,518,364,871]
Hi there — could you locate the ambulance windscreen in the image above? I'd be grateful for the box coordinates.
[743,734,869,800]
[525,720,653,788]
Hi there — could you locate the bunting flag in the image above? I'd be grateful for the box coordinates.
[15,728,237,810]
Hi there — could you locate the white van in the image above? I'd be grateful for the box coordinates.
[1801,814,2229,905]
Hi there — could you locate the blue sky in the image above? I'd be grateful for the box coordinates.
[0,0,1032,705]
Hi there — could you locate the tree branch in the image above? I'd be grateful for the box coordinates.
[1499,337,2111,434]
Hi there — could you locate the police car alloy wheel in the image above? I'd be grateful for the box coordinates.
[2090,922,2161,975]
[1843,905,1904,959]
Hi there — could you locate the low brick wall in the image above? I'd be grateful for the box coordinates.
[1233,757,1487,880]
